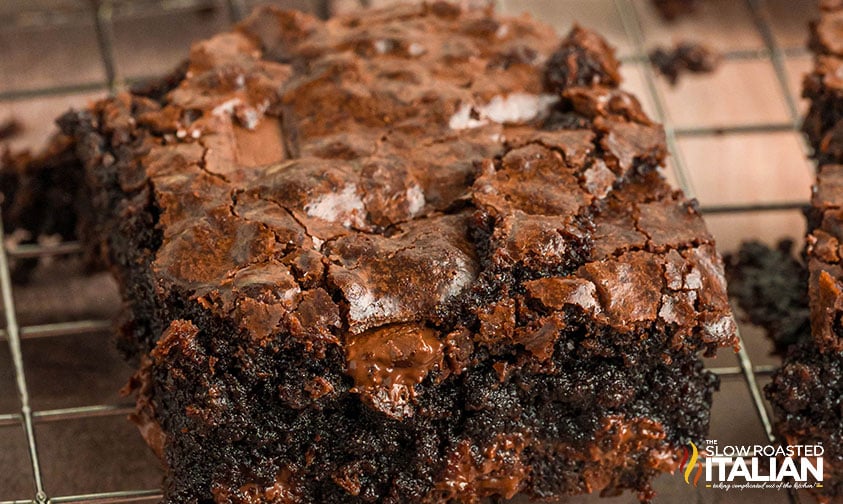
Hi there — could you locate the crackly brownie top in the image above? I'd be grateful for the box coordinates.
[807,164,843,353]
[806,2,843,99]
[91,3,736,417]
[805,2,843,163]
[804,2,843,353]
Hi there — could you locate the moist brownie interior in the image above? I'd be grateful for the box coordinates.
[19,3,739,502]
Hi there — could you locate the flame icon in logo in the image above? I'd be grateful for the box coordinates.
[679,441,703,486]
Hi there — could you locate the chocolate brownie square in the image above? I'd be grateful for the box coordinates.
[48,3,737,502]
[764,163,843,501]
[762,1,843,500]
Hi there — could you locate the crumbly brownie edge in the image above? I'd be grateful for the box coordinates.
[0,138,91,281]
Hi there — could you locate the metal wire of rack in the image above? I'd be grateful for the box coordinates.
[0,0,817,503]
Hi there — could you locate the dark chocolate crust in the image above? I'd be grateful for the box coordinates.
[53,3,736,503]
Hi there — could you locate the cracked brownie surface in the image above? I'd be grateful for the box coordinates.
[805,0,843,165]
[53,3,737,502]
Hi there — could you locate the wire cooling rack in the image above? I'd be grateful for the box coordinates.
[0,0,817,503]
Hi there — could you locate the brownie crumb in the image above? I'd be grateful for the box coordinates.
[725,240,810,354]
[0,118,23,142]
[544,25,622,92]
[649,42,720,85]
[651,0,700,20]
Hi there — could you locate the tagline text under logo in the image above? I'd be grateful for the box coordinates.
[679,440,824,490]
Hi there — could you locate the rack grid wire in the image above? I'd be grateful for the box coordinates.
[0,0,818,503]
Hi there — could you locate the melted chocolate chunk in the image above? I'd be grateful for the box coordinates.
[345,324,443,419]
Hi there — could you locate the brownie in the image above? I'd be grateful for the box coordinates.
[0,137,91,281]
[761,2,843,499]
[803,0,843,166]
[47,3,737,503]
[763,164,843,500]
